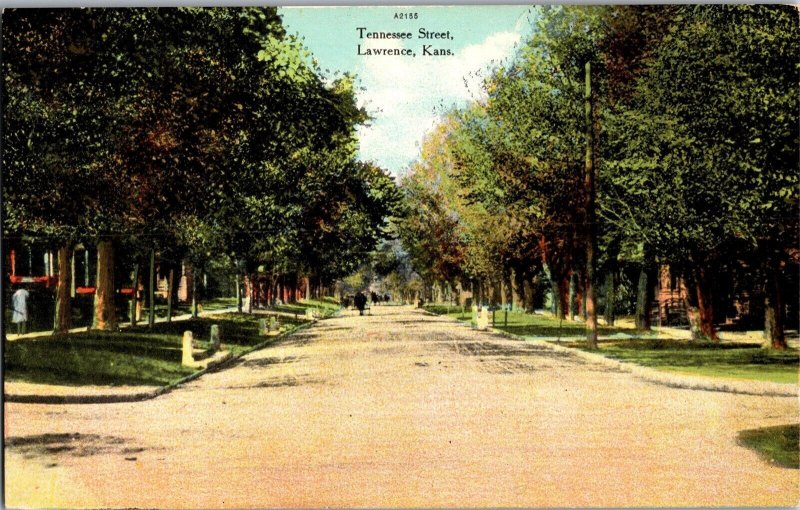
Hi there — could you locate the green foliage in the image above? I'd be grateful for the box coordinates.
[3,8,402,304]
[400,5,798,339]
[602,5,800,264]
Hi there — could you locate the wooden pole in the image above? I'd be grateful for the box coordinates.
[130,263,139,327]
[192,270,198,318]
[167,268,174,322]
[148,249,156,328]
[584,60,598,349]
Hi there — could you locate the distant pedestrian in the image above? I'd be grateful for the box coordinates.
[371,292,379,306]
[12,286,30,334]
[354,292,367,316]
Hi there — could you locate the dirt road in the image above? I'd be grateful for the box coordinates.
[5,306,798,508]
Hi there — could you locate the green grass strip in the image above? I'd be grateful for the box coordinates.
[738,424,799,469]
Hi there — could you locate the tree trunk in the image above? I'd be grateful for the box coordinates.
[289,273,298,304]
[54,244,73,334]
[270,278,279,306]
[681,267,717,341]
[130,263,139,327]
[502,268,512,308]
[694,267,717,340]
[191,270,198,318]
[246,274,253,314]
[523,276,534,313]
[604,271,615,326]
[511,269,523,311]
[764,258,787,349]
[93,240,117,331]
[635,264,654,331]
[236,273,243,312]
[583,60,598,348]
[166,268,174,322]
[569,272,577,320]
[680,276,701,340]
[148,249,156,328]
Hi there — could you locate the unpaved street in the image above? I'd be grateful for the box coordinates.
[4,306,798,508]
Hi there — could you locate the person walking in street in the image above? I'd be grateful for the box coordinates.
[11,285,31,334]
[354,291,367,316]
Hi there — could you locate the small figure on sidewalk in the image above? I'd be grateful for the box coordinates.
[12,285,31,334]
[354,292,367,316]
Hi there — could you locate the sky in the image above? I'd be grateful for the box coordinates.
[279,6,534,177]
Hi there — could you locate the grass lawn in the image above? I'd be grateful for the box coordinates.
[424,304,799,384]
[563,339,799,385]
[738,424,799,469]
[423,304,636,337]
[270,298,341,318]
[175,296,238,313]
[4,312,309,387]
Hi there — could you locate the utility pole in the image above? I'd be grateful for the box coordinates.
[584,60,598,349]
[148,249,156,328]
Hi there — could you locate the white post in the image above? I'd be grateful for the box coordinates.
[182,331,195,366]
[210,324,220,352]
[477,308,490,330]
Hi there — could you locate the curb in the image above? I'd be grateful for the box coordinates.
[4,318,319,405]
[422,308,799,399]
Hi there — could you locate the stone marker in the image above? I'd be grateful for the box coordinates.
[210,324,220,352]
[258,318,268,335]
[269,316,278,332]
[182,331,195,366]
[305,308,315,320]
[477,308,490,330]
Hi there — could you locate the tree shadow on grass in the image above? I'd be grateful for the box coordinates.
[564,338,800,370]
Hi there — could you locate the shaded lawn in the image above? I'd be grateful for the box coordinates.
[4,333,196,387]
[563,338,799,384]
[738,424,799,469]
[153,296,238,316]
[424,304,798,384]
[127,313,308,357]
[4,313,308,386]
[270,299,340,318]
[423,304,636,337]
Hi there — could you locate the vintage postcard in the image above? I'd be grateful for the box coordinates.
[2,4,798,508]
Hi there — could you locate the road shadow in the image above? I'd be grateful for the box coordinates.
[227,374,328,389]
[5,433,153,462]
